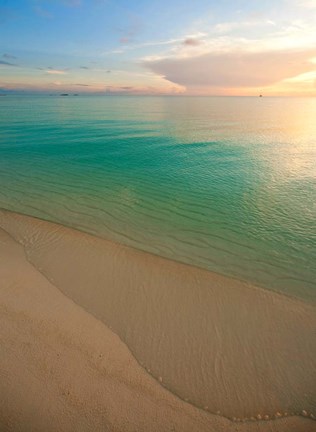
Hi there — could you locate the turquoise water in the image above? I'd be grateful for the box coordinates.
[0,95,315,301]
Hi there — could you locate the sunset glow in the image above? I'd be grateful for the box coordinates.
[1,0,316,95]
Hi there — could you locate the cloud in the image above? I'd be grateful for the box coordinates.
[3,53,17,60]
[45,69,67,75]
[117,14,143,44]
[294,0,316,8]
[120,37,131,44]
[213,19,276,34]
[182,38,202,47]
[145,48,316,90]
[101,37,182,57]
[79,66,111,72]
[0,60,17,66]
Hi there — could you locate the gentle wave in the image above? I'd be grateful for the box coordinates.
[0,96,315,301]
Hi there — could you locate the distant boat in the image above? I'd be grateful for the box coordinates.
[60,93,69,96]
[259,94,263,97]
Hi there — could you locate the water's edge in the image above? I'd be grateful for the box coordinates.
[1,208,315,424]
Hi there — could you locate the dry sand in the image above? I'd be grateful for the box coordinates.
[0,209,315,431]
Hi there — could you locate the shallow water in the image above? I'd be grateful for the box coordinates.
[0,95,315,301]
[1,209,315,423]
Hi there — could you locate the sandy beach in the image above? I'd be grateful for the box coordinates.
[2,0,316,428]
[0,208,315,432]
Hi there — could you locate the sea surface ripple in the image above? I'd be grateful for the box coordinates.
[0,95,315,301]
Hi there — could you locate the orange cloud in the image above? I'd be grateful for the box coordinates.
[145,48,316,92]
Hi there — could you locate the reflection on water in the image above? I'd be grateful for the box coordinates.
[0,96,315,301]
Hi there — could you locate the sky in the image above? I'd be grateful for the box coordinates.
[1,0,316,95]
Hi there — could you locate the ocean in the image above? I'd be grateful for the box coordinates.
[0,95,315,301]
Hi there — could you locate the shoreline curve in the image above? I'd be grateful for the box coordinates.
[0,208,315,429]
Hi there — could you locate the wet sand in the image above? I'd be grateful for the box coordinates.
[0,208,315,431]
